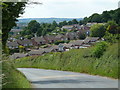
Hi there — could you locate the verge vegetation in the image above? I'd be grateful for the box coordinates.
[14,42,118,79]
[2,61,31,88]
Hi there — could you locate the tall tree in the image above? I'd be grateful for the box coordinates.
[27,20,40,33]
[106,21,118,34]
[72,19,78,24]
[89,13,102,23]
[2,2,26,53]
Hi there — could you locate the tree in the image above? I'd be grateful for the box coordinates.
[72,19,78,24]
[27,20,40,33]
[102,11,111,22]
[36,27,43,36]
[106,21,118,34]
[78,20,83,25]
[52,21,58,27]
[68,21,72,25]
[103,31,118,43]
[89,13,102,23]
[82,17,88,24]
[2,2,26,53]
[90,24,106,38]
[92,41,108,58]
[59,21,68,27]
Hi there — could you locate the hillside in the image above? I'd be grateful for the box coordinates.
[14,42,118,79]
[17,18,82,24]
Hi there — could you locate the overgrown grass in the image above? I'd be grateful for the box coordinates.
[14,43,118,79]
[2,61,31,88]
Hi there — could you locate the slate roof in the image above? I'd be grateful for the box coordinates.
[28,49,45,55]
[17,39,32,46]
[84,37,99,44]
[10,53,27,59]
[44,35,56,41]
[7,41,19,47]
[43,48,53,53]
[62,25,74,30]
[61,43,73,48]
[50,45,59,50]
[69,40,84,46]
[32,37,46,44]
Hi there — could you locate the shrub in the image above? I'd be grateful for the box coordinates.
[92,41,108,58]
[103,32,119,43]
[54,40,70,45]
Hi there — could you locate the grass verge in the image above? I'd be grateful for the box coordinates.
[14,42,118,79]
[2,61,31,88]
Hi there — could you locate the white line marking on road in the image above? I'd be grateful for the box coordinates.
[40,75,81,79]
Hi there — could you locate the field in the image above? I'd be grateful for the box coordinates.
[14,42,118,79]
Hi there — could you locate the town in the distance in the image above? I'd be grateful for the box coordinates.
[7,8,119,59]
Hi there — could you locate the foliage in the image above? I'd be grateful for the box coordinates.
[79,33,86,39]
[80,8,120,25]
[14,43,118,79]
[90,24,106,38]
[91,41,108,58]
[2,2,26,53]
[9,48,19,54]
[28,20,40,33]
[71,19,78,24]
[54,40,69,45]
[88,13,102,23]
[19,45,25,53]
[2,61,31,88]
[106,20,118,34]
[103,32,119,43]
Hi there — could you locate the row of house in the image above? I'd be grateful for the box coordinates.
[10,37,100,59]
[7,31,85,49]
[8,22,104,49]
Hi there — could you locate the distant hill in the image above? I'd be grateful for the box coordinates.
[17,18,83,24]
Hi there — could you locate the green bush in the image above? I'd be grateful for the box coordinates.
[92,41,108,58]
[103,32,119,43]
[54,40,69,45]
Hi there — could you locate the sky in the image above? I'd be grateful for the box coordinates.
[19,0,119,19]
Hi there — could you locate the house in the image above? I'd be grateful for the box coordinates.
[62,25,74,30]
[83,37,100,44]
[32,37,47,46]
[7,41,19,49]
[69,40,84,49]
[77,25,90,36]
[49,45,59,52]
[10,29,23,35]
[44,35,56,43]
[58,44,64,52]
[16,39,33,47]
[28,49,45,56]
[55,34,68,41]
[43,48,53,53]
[86,23,97,27]
[66,32,78,40]
[10,53,27,59]
[61,43,73,51]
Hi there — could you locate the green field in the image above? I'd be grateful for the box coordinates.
[14,42,118,79]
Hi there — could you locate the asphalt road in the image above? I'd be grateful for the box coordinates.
[17,68,118,88]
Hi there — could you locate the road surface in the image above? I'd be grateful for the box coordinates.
[17,68,118,88]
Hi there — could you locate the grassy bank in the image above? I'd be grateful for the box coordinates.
[14,42,118,79]
[2,61,31,88]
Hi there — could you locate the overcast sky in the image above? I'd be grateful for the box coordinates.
[19,0,119,19]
